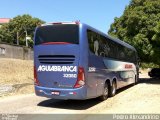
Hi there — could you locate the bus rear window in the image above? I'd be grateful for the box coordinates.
[35,24,79,45]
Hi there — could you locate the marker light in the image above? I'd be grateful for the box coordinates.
[34,66,40,86]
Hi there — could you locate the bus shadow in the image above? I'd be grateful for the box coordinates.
[139,78,160,84]
[37,84,136,110]
[37,97,101,110]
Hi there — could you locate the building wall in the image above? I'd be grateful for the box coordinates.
[0,43,33,60]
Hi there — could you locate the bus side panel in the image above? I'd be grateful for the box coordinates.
[103,59,137,88]
[88,54,108,97]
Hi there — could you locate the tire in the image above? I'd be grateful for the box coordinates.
[109,80,117,97]
[99,83,109,101]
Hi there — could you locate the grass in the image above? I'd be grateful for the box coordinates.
[0,58,34,97]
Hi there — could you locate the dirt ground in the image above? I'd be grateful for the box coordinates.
[98,79,160,113]
[0,58,34,97]
[94,70,160,114]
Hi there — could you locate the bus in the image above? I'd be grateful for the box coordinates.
[34,22,139,100]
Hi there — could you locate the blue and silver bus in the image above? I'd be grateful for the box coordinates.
[34,22,139,100]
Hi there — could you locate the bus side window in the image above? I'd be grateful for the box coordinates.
[87,30,100,56]
[94,35,99,56]
[107,40,117,59]
[87,30,94,54]
[99,36,110,57]
[117,45,125,61]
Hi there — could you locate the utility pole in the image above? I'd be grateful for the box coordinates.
[16,32,19,45]
[24,29,28,47]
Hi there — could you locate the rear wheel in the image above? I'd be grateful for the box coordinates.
[99,83,109,101]
[109,80,117,97]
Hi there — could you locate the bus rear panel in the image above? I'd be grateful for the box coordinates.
[34,23,88,100]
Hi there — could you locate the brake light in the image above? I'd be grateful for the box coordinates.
[74,67,85,88]
[34,66,40,86]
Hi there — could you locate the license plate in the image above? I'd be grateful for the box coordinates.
[51,91,60,95]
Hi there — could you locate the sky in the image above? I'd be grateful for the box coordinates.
[0,0,131,34]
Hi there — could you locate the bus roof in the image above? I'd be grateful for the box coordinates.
[41,21,80,26]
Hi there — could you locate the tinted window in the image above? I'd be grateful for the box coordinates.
[118,45,126,60]
[117,45,136,63]
[107,40,117,59]
[87,30,110,57]
[35,24,79,45]
[87,29,136,63]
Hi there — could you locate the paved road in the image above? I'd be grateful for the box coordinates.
[0,93,106,114]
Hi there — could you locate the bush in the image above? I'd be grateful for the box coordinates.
[140,62,159,69]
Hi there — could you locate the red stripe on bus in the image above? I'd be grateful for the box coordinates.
[42,42,71,45]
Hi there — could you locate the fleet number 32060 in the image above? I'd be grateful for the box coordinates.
[63,74,77,78]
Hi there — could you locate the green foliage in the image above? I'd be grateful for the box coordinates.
[108,0,160,65]
[140,62,159,69]
[0,26,14,44]
[0,14,45,47]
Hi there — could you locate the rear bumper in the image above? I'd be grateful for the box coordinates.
[35,85,87,100]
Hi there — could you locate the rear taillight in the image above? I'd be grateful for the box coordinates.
[34,66,39,86]
[74,67,85,88]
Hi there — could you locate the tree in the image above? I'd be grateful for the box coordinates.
[0,25,13,44]
[108,0,160,66]
[0,14,45,47]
